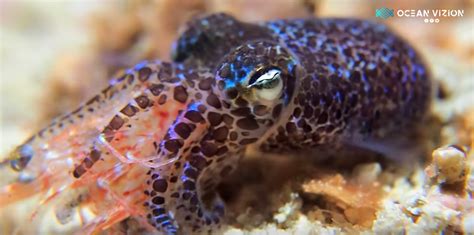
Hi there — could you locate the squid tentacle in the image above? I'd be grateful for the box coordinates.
[144,99,244,234]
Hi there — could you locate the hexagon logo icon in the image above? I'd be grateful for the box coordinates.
[375,7,394,19]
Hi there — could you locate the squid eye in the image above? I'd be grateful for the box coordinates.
[248,68,283,101]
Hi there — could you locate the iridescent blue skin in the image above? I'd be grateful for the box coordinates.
[150,13,431,234]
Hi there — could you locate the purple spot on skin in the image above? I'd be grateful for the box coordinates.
[134,60,149,70]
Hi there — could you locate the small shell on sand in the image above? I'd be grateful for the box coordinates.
[427,145,469,185]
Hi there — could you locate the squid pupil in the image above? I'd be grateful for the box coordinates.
[248,66,281,89]
[253,78,280,89]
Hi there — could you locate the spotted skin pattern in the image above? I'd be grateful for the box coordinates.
[150,14,430,234]
[2,13,430,235]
